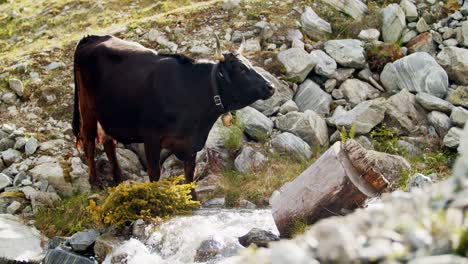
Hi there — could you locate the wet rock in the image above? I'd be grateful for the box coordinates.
[1,149,21,166]
[329,98,386,135]
[234,146,267,173]
[202,198,225,208]
[446,86,468,108]
[237,106,273,141]
[68,229,100,252]
[294,79,332,116]
[428,111,452,137]
[301,6,332,40]
[251,67,293,113]
[194,237,241,262]
[381,52,448,98]
[320,0,368,20]
[339,79,380,106]
[384,90,427,135]
[277,48,315,83]
[270,132,312,161]
[309,50,337,78]
[408,173,432,191]
[9,78,24,97]
[238,228,279,248]
[381,4,406,43]
[415,92,454,114]
[437,47,468,86]
[443,127,463,149]
[94,233,124,262]
[324,39,366,69]
[451,107,468,128]
[44,247,94,264]
[275,110,328,148]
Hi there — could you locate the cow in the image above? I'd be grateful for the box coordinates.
[72,35,275,198]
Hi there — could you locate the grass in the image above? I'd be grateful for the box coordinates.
[365,42,403,73]
[223,113,245,152]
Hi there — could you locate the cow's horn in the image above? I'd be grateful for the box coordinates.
[214,33,225,62]
[237,34,245,54]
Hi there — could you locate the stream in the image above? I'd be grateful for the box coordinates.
[103,209,278,264]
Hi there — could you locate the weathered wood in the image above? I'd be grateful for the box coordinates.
[271,141,389,237]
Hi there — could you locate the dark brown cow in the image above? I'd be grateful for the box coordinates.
[72,35,274,197]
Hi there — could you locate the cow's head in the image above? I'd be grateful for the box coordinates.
[214,35,275,111]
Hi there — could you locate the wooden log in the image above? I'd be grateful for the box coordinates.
[271,141,389,237]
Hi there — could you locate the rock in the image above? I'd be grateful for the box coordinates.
[0,173,12,190]
[460,21,468,47]
[319,0,368,20]
[68,229,100,252]
[443,127,463,149]
[401,30,418,44]
[400,0,418,22]
[428,111,452,137]
[44,61,64,71]
[270,132,312,161]
[325,79,337,93]
[94,233,124,262]
[146,29,178,52]
[238,106,273,141]
[44,247,94,264]
[381,4,406,43]
[39,139,66,153]
[6,200,21,214]
[408,173,432,191]
[13,137,27,151]
[384,90,427,135]
[30,159,73,197]
[309,50,337,78]
[408,255,468,264]
[9,78,24,97]
[221,0,240,10]
[313,220,358,262]
[446,86,468,108]
[324,39,366,68]
[194,237,241,262]
[0,138,15,151]
[451,107,468,127]
[381,52,448,98]
[2,92,17,104]
[251,67,293,113]
[301,6,332,40]
[1,149,21,166]
[275,111,329,148]
[339,79,380,106]
[415,92,454,114]
[243,38,261,52]
[294,79,332,116]
[0,214,43,261]
[98,148,143,181]
[358,29,380,41]
[277,48,315,83]
[279,100,299,114]
[202,198,225,208]
[437,47,468,85]
[189,45,212,54]
[333,68,355,83]
[329,98,386,135]
[416,18,429,33]
[398,140,420,156]
[407,32,436,55]
[238,199,256,209]
[234,146,267,173]
[238,228,279,248]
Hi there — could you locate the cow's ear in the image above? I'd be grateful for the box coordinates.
[220,64,231,83]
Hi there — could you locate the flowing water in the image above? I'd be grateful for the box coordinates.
[103,209,278,264]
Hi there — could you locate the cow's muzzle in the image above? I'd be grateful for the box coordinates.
[263,82,275,99]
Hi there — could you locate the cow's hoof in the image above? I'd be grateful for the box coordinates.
[190,189,198,201]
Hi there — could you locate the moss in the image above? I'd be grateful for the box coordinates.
[223,114,245,152]
[365,42,403,73]
[456,228,468,257]
[288,219,308,238]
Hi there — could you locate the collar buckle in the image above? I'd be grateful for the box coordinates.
[213,95,223,106]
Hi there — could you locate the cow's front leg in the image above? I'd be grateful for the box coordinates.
[144,135,161,182]
[184,153,197,200]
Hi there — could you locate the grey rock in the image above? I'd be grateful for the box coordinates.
[324,79,337,93]
[13,137,27,151]
[1,149,21,166]
[9,78,24,97]
[194,237,241,262]
[294,79,332,116]
[44,247,94,264]
[238,228,279,248]
[333,68,355,83]
[301,6,332,40]
[94,233,124,261]
[275,110,329,147]
[384,90,427,135]
[30,159,73,197]
[44,61,64,71]
[444,38,458,46]
[279,100,299,114]
[400,0,418,22]
[238,106,273,141]
[98,148,143,181]
[381,52,448,98]
[243,38,261,52]
[408,173,432,191]
[238,199,257,209]
[358,29,380,41]
[189,45,212,54]
[324,39,366,68]
[69,229,100,251]
[309,50,337,78]
[330,98,386,134]
[319,0,368,20]
[437,47,468,86]
[398,140,420,156]
[277,48,315,82]
[202,198,225,208]
[234,146,267,173]
[221,0,241,10]
[401,30,418,44]
[428,111,452,137]
[313,220,358,262]
[408,255,468,264]
[451,107,468,127]
[416,17,429,33]
[13,171,27,187]
[0,173,12,190]
[251,67,293,112]
[6,201,21,214]
[415,92,454,113]
[381,4,406,43]
[339,79,380,106]
[24,137,38,155]
[1,92,17,104]
[443,127,463,149]
[270,132,312,161]
[446,86,468,108]
[460,21,468,47]
[0,138,15,151]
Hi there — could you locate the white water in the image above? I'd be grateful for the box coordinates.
[104,209,278,264]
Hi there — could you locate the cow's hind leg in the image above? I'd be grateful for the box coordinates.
[81,117,101,187]
[184,154,197,200]
[103,135,123,184]
[144,134,161,182]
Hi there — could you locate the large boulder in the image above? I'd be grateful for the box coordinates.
[30,158,74,197]
[324,39,366,69]
[339,79,381,106]
[238,106,273,141]
[329,98,386,135]
[318,0,368,20]
[277,48,315,83]
[270,132,312,161]
[381,4,406,43]
[309,50,337,78]
[251,67,293,113]
[415,92,454,114]
[301,6,332,40]
[384,90,427,135]
[381,52,448,98]
[437,47,468,86]
[294,79,332,116]
[275,111,329,148]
